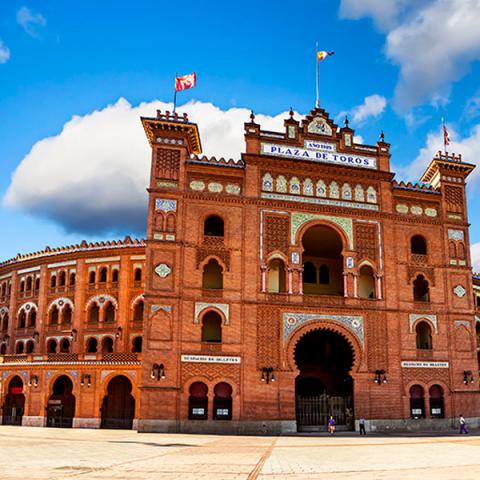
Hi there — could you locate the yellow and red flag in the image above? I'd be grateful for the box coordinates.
[317,51,335,61]
[175,72,196,92]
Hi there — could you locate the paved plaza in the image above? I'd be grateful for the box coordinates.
[2,427,480,479]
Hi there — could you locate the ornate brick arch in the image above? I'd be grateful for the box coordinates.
[130,294,144,309]
[17,301,38,316]
[85,294,118,311]
[285,320,363,373]
[47,297,74,313]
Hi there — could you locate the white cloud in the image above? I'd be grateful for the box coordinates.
[0,40,10,64]
[339,0,480,112]
[400,123,480,186]
[17,6,46,37]
[351,94,387,123]
[4,99,291,234]
[472,242,480,273]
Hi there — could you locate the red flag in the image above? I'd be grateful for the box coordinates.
[443,123,450,146]
[175,72,196,92]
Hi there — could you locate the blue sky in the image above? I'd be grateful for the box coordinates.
[1,0,480,268]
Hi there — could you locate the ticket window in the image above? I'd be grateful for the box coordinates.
[409,385,425,419]
[189,382,208,420]
[213,382,232,420]
[429,385,445,419]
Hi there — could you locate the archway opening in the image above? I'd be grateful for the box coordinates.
[188,382,208,420]
[47,375,75,428]
[294,328,354,431]
[267,258,286,293]
[409,384,425,419]
[101,375,135,429]
[429,384,444,418]
[359,265,376,299]
[301,225,344,296]
[2,376,25,425]
[213,382,232,420]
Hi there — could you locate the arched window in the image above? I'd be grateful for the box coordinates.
[50,274,57,288]
[134,268,142,282]
[60,338,70,353]
[0,344,6,354]
[189,382,208,420]
[15,342,24,354]
[409,385,425,418]
[2,314,9,331]
[99,267,108,283]
[35,277,40,290]
[25,340,34,354]
[47,339,57,353]
[416,321,433,349]
[166,214,175,233]
[133,300,144,323]
[59,271,66,287]
[26,277,32,291]
[302,261,317,284]
[458,242,466,260]
[429,384,444,418]
[413,275,430,302]
[359,265,376,299]
[102,337,114,353]
[449,241,456,258]
[213,382,232,420]
[18,310,26,328]
[69,272,76,286]
[28,310,37,328]
[112,269,119,283]
[63,305,72,325]
[89,304,100,323]
[50,306,59,325]
[411,235,427,255]
[202,259,223,290]
[89,271,96,285]
[204,215,224,237]
[201,311,222,343]
[267,258,286,293]
[104,303,115,323]
[86,337,98,353]
[132,336,142,353]
[319,264,330,285]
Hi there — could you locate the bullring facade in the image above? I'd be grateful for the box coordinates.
[1,106,479,433]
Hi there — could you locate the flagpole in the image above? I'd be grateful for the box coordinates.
[442,117,446,154]
[315,42,320,108]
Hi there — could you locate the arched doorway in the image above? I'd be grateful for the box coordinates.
[2,376,25,425]
[295,329,354,431]
[46,376,75,428]
[301,225,344,296]
[101,375,135,429]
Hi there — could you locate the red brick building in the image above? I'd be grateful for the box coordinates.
[1,106,479,433]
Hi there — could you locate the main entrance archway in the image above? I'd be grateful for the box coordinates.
[46,375,75,428]
[101,375,135,429]
[295,329,354,431]
[2,376,25,426]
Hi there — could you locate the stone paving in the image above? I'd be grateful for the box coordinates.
[1,427,480,479]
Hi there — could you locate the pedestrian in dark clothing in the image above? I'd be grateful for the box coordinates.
[359,416,366,435]
[459,415,469,434]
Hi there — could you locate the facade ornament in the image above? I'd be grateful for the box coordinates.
[155,264,172,278]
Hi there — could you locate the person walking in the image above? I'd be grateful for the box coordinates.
[459,415,469,434]
[328,416,335,435]
[359,416,366,435]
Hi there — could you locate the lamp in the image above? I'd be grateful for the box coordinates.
[151,363,165,381]
[32,331,40,343]
[28,374,39,388]
[374,369,387,384]
[463,370,474,384]
[115,326,123,339]
[261,367,276,384]
[80,374,92,387]
[70,329,77,342]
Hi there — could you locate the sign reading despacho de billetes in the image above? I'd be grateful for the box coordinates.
[401,361,449,368]
[261,142,377,169]
[181,355,241,364]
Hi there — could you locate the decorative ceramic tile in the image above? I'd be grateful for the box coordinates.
[366,187,377,204]
[453,285,466,298]
[424,208,437,217]
[291,252,300,264]
[396,204,409,214]
[303,178,313,196]
[155,264,172,278]
[329,181,340,199]
[290,212,353,248]
[289,177,301,194]
[342,183,352,200]
[409,314,438,334]
[208,182,223,193]
[151,305,172,314]
[316,180,327,197]
[276,175,287,193]
[410,205,423,215]
[262,173,274,192]
[454,320,470,328]
[448,229,464,241]
[155,199,177,212]
[226,184,241,195]
[283,313,364,344]
[194,302,230,325]
[354,185,364,202]
[346,256,354,268]
[190,180,205,191]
